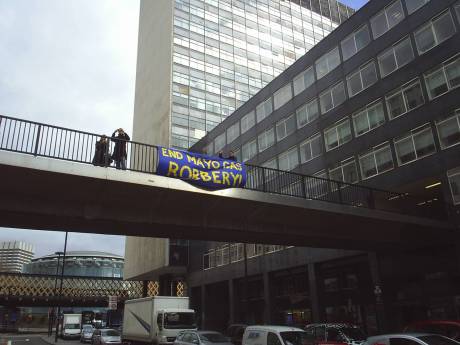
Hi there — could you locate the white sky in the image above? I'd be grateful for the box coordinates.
[0,0,140,258]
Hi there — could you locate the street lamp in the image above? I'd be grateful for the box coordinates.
[48,251,64,336]
[55,232,69,343]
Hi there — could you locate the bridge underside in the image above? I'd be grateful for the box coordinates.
[0,295,122,307]
[0,151,455,250]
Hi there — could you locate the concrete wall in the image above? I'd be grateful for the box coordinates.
[125,0,174,280]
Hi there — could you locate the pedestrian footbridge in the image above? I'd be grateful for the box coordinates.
[0,115,456,250]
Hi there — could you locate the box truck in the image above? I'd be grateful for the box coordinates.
[122,297,196,345]
[60,313,82,339]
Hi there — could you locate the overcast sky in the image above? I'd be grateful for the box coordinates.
[0,0,366,259]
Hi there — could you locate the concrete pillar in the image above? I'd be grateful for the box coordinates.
[263,272,271,324]
[307,263,320,322]
[368,252,387,333]
[228,279,235,325]
[201,285,206,329]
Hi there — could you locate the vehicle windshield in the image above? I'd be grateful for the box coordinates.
[102,330,120,337]
[65,324,80,329]
[200,333,229,343]
[340,328,366,341]
[83,326,93,331]
[164,312,196,329]
[280,331,314,345]
[419,335,460,345]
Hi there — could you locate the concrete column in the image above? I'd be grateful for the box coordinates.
[307,263,320,322]
[228,279,235,325]
[201,285,206,329]
[263,272,271,324]
[368,252,387,333]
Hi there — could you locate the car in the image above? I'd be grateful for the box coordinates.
[365,333,460,345]
[92,328,122,345]
[304,323,366,345]
[225,324,247,345]
[404,321,460,341]
[81,324,95,343]
[174,330,233,345]
[242,325,313,345]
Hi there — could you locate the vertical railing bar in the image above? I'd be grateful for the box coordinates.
[70,131,76,161]
[5,119,13,150]
[14,122,22,151]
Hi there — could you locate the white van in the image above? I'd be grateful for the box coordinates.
[242,326,312,345]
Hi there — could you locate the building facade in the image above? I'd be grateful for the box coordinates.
[126,0,354,280]
[0,241,34,273]
[23,251,124,278]
[190,0,460,333]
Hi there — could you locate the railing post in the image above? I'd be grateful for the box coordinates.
[34,125,42,156]
[368,189,375,209]
[337,181,343,204]
[301,176,306,199]
[261,167,266,192]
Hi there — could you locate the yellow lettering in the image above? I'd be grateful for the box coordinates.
[230,172,242,186]
[179,165,192,179]
[212,171,222,184]
[167,149,183,159]
[235,163,242,171]
[192,168,200,180]
[202,159,212,169]
[167,161,179,177]
[211,161,220,169]
[222,171,230,186]
[200,171,212,182]
[186,155,197,164]
[161,147,169,157]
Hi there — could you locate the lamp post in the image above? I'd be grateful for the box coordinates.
[48,251,64,336]
[55,232,68,343]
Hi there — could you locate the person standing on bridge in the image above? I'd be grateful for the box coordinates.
[92,135,110,167]
[111,128,130,170]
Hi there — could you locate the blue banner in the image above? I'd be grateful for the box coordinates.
[157,147,246,190]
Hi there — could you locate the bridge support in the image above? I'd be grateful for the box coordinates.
[308,263,321,322]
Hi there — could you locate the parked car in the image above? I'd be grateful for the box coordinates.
[81,324,95,343]
[304,323,366,345]
[243,325,312,345]
[92,328,122,345]
[365,333,460,345]
[404,321,460,341]
[174,330,233,345]
[225,324,247,345]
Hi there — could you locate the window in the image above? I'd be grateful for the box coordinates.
[300,133,322,163]
[448,167,460,204]
[324,119,352,151]
[371,1,405,39]
[347,61,378,97]
[296,98,319,128]
[359,143,394,179]
[353,101,386,136]
[386,79,424,119]
[329,157,359,184]
[258,127,275,152]
[456,2,460,23]
[414,10,456,54]
[278,146,299,171]
[242,139,257,162]
[214,132,226,153]
[341,25,371,61]
[436,110,460,149]
[241,110,255,134]
[320,82,347,114]
[226,122,240,144]
[394,124,436,165]
[315,47,341,79]
[274,83,293,110]
[276,114,296,141]
[267,333,282,345]
[425,56,460,99]
[293,66,315,95]
[404,0,429,15]
[256,98,273,123]
[378,36,414,77]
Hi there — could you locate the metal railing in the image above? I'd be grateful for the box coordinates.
[0,114,454,220]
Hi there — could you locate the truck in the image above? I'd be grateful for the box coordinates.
[122,296,196,345]
[60,313,82,339]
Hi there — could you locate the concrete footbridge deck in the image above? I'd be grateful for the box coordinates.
[0,115,456,250]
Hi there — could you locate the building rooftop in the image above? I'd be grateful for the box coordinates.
[32,251,124,261]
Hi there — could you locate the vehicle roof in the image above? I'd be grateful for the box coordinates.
[367,333,437,339]
[245,325,305,332]
[306,323,359,328]
[197,331,225,334]
[161,308,195,313]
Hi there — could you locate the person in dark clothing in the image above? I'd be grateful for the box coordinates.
[218,151,224,158]
[228,150,237,161]
[111,128,130,170]
[92,135,110,167]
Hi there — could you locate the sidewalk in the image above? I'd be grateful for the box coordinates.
[40,335,79,345]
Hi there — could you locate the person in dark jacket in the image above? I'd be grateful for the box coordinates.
[92,135,109,167]
[111,128,130,170]
[228,150,237,161]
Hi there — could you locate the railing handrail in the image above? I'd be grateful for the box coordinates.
[0,271,125,281]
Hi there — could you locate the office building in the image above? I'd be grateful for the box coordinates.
[0,241,34,273]
[190,0,460,332]
[126,0,354,282]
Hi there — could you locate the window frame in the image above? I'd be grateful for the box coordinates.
[296,98,319,129]
[414,10,456,55]
[315,47,341,80]
[377,35,414,78]
[370,0,405,39]
[359,142,394,180]
[393,123,436,166]
[257,127,275,153]
[404,0,430,15]
[436,110,460,149]
[276,113,296,142]
[346,60,378,97]
[293,66,315,96]
[299,133,322,164]
[340,24,371,61]
[424,55,460,100]
[324,118,353,152]
[278,146,299,172]
[320,81,347,114]
[385,78,425,119]
[448,167,460,204]
[352,100,386,137]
